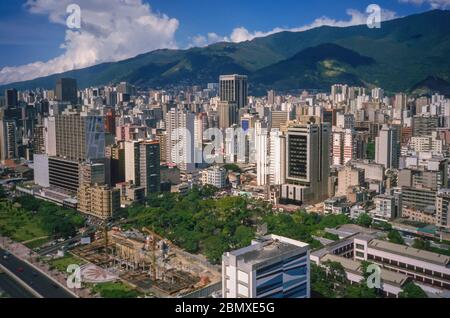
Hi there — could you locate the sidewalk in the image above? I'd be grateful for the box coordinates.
[0,236,94,298]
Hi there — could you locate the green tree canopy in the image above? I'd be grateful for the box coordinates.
[399,282,428,298]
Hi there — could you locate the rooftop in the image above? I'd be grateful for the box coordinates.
[369,239,450,267]
[237,241,298,267]
[227,235,309,269]
[321,254,409,287]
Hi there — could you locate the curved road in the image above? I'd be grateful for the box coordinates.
[0,248,74,298]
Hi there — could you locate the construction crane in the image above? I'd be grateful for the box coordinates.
[142,227,160,281]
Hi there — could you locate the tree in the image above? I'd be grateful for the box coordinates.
[399,282,428,298]
[324,261,347,285]
[412,239,430,250]
[203,235,229,264]
[388,230,405,245]
[233,225,254,248]
[373,221,392,231]
[344,284,378,298]
[356,213,373,228]
[223,164,241,173]
[310,263,337,298]
[0,186,6,199]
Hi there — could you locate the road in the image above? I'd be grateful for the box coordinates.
[0,248,75,298]
[0,272,35,298]
[38,226,96,256]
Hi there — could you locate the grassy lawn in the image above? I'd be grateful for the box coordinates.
[0,202,49,242]
[0,196,85,243]
[91,281,142,298]
[24,237,51,249]
[48,253,86,272]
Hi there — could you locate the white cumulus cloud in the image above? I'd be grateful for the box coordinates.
[190,8,398,46]
[0,0,179,85]
[399,0,450,9]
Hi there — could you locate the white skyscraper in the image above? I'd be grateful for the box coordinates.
[165,108,195,172]
[332,128,355,166]
[44,116,57,157]
[375,125,400,169]
[371,87,384,101]
[256,129,268,186]
[268,130,285,185]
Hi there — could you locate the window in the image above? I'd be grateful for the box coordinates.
[356,251,364,258]
[356,244,365,250]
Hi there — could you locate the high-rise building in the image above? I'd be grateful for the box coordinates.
[139,141,161,195]
[0,118,17,161]
[48,157,80,193]
[165,108,195,172]
[54,111,105,161]
[104,108,116,135]
[256,130,268,186]
[371,88,384,101]
[55,78,78,105]
[222,235,310,298]
[267,90,276,105]
[402,186,436,213]
[412,115,439,137]
[219,74,248,109]
[240,113,256,133]
[436,189,450,231]
[282,121,330,204]
[218,101,238,129]
[268,130,285,186]
[34,154,50,188]
[78,184,120,220]
[116,82,136,96]
[106,144,125,186]
[270,111,289,130]
[124,140,161,195]
[332,129,355,166]
[336,113,355,130]
[394,93,407,111]
[331,84,348,104]
[125,141,140,186]
[44,116,57,156]
[375,125,400,169]
[336,165,365,197]
[257,129,286,186]
[156,131,167,162]
[5,89,18,108]
[33,125,46,155]
[79,162,105,187]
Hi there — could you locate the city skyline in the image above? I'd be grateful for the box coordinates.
[1,0,450,302]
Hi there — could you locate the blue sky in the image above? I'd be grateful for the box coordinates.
[0,0,447,84]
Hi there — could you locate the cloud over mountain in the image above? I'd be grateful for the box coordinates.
[399,0,450,9]
[0,0,179,85]
[191,7,398,46]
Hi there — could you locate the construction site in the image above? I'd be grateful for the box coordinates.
[71,227,221,297]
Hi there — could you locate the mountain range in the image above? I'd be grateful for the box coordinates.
[2,9,450,96]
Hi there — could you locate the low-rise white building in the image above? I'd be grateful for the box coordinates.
[201,166,227,189]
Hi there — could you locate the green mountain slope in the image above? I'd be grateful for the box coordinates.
[1,9,450,94]
[410,76,450,95]
[250,43,375,92]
